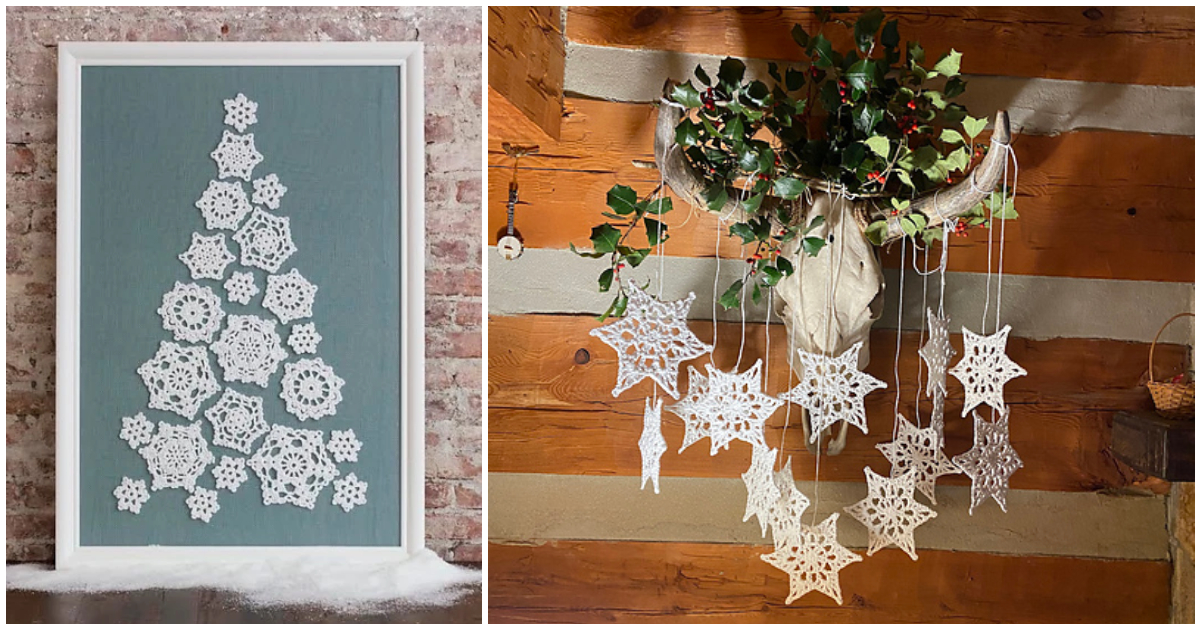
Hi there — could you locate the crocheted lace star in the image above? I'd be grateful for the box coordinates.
[876,414,961,504]
[178,232,236,280]
[263,269,317,324]
[288,323,322,355]
[918,308,955,398]
[279,357,345,421]
[252,173,287,210]
[326,428,362,463]
[138,420,215,491]
[224,271,259,305]
[638,397,668,493]
[211,130,263,181]
[186,486,220,523]
[232,209,297,273]
[210,315,289,388]
[119,412,155,449]
[589,283,712,399]
[113,477,150,514]
[668,360,781,456]
[137,341,220,420]
[742,444,781,536]
[780,342,887,442]
[204,388,269,454]
[332,472,369,513]
[760,513,862,605]
[843,466,936,561]
[952,407,1023,515]
[768,458,811,542]
[158,282,225,344]
[223,93,258,132]
[212,455,249,492]
[195,180,253,231]
[949,325,1027,417]
[248,424,339,510]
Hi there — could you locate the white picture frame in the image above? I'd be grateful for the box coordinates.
[55,42,426,567]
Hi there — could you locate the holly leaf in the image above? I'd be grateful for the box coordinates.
[944,76,967,98]
[841,142,867,169]
[962,115,988,139]
[719,280,744,310]
[853,8,884,52]
[569,242,607,259]
[801,236,825,257]
[776,256,794,276]
[940,128,966,145]
[785,67,805,91]
[740,191,765,214]
[644,217,667,246]
[760,265,783,286]
[845,58,877,93]
[675,118,701,147]
[729,222,758,244]
[590,224,622,253]
[864,220,889,245]
[791,23,811,48]
[644,197,673,215]
[865,135,891,158]
[670,82,703,108]
[723,116,745,142]
[694,64,712,86]
[718,57,746,89]
[598,268,615,292]
[811,34,836,68]
[853,103,884,135]
[881,19,900,49]
[932,49,962,77]
[805,214,826,233]
[946,146,970,172]
[606,185,639,216]
[705,182,730,211]
[773,177,808,199]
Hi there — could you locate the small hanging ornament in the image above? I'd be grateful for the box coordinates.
[740,444,782,537]
[768,458,811,542]
[668,359,782,456]
[843,466,936,561]
[496,143,537,261]
[918,308,955,399]
[876,414,961,504]
[638,396,668,494]
[952,407,1023,515]
[948,325,1027,417]
[780,342,887,442]
[760,513,862,605]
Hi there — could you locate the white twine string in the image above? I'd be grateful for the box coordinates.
[915,242,931,426]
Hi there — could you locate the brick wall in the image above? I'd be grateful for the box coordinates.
[6,6,482,563]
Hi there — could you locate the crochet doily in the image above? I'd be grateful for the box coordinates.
[210,130,264,181]
[326,428,362,463]
[279,357,345,421]
[223,93,258,133]
[224,271,259,305]
[186,486,220,523]
[119,412,155,449]
[210,315,289,388]
[195,180,253,231]
[876,414,961,504]
[842,467,936,561]
[769,459,812,542]
[232,209,297,274]
[332,472,369,513]
[741,444,781,536]
[157,281,225,344]
[204,388,269,454]
[918,308,955,398]
[137,341,220,420]
[952,407,1023,515]
[589,283,712,399]
[138,420,215,491]
[178,232,237,281]
[780,342,887,442]
[113,477,150,514]
[287,323,322,355]
[248,424,339,510]
[212,455,249,492]
[948,325,1027,417]
[263,269,318,324]
[638,396,667,494]
[669,360,781,456]
[760,513,862,605]
[252,173,287,210]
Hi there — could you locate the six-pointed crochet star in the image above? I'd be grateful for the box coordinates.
[780,341,887,442]
[668,359,782,456]
[876,414,961,504]
[638,396,668,494]
[741,443,782,537]
[952,407,1023,515]
[760,513,862,605]
[948,324,1027,417]
[918,308,956,398]
[843,466,937,560]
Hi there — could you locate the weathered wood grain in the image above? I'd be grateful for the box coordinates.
[488,6,565,142]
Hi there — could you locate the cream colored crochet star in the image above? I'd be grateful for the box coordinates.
[843,466,936,561]
[949,324,1027,417]
[876,414,961,504]
[760,513,862,605]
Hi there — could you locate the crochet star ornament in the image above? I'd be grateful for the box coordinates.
[668,360,782,456]
[952,407,1023,515]
[768,459,811,542]
[876,414,961,504]
[949,325,1027,417]
[589,283,712,399]
[780,342,887,442]
[918,308,955,398]
[843,467,936,561]
[638,397,668,494]
[741,444,781,536]
[761,513,862,605]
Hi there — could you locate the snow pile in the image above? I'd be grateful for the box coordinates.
[6,548,480,613]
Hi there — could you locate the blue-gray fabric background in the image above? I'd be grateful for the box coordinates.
[79,66,401,546]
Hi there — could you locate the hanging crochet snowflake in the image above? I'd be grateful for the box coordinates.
[224,271,259,305]
[930,389,947,447]
[222,93,258,132]
[589,283,712,399]
[186,486,220,523]
[210,130,264,181]
[119,412,155,449]
[332,472,369,513]
[232,209,297,273]
[252,173,287,210]
[918,308,955,398]
[769,459,812,542]
[248,424,339,510]
[876,414,961,504]
[157,281,225,344]
[279,357,345,421]
[638,396,668,494]
[949,324,1026,417]
[210,315,289,388]
[113,477,150,514]
[760,513,862,605]
[138,420,215,491]
[194,180,253,231]
[952,407,1023,515]
[211,455,249,492]
[137,341,220,420]
[668,360,781,456]
[178,232,237,280]
[741,444,781,536]
[288,323,322,355]
[263,269,318,324]
[780,342,887,442]
[204,388,269,454]
[326,428,362,463]
[843,466,936,561]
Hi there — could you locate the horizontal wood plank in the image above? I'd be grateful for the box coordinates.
[488,6,565,141]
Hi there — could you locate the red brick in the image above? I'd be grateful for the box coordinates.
[450,542,482,563]
[7,145,35,175]
[454,483,481,509]
[455,177,481,204]
[6,513,54,540]
[426,480,454,509]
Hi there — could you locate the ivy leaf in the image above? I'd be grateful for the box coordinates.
[811,34,836,68]
[675,118,701,147]
[853,8,884,52]
[932,49,962,77]
[940,128,966,145]
[881,19,900,49]
[644,217,667,246]
[801,236,826,257]
[865,135,891,158]
[705,182,730,211]
[773,177,808,199]
[719,280,744,310]
[606,185,639,216]
[569,242,607,259]
[597,268,615,292]
[670,82,703,108]
[590,224,622,253]
[895,169,914,189]
[791,23,811,48]
[644,197,673,215]
[694,64,712,86]
[909,212,928,231]
[776,256,794,276]
[890,197,911,211]
[962,115,988,139]
[718,57,746,89]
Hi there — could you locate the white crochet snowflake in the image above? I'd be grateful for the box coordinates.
[589,283,712,399]
[138,420,215,491]
[332,472,368,513]
[232,209,297,274]
[178,232,236,280]
[119,412,155,449]
[204,388,269,454]
[224,271,259,305]
[876,414,961,504]
[918,308,955,398]
[186,486,220,523]
[949,325,1027,417]
[843,467,936,561]
[252,173,287,210]
[248,424,339,510]
[113,477,150,514]
[668,360,781,456]
[288,323,322,355]
[211,455,249,492]
[262,269,317,324]
[326,428,362,463]
[279,357,345,421]
[210,130,263,181]
[157,281,225,344]
[760,513,862,605]
[137,341,220,420]
[638,396,668,494]
[210,315,289,388]
[741,444,781,536]
[953,407,1023,515]
[780,342,887,442]
[768,458,811,543]
[194,180,253,231]
[223,93,258,132]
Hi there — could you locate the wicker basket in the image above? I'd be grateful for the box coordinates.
[1147,312,1194,419]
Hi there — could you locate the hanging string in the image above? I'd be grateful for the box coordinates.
[711,202,722,358]
[995,143,1018,333]
[892,235,906,439]
[777,305,798,469]
[733,174,757,371]
[914,242,931,427]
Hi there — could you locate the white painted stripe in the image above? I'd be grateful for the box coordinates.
[564,43,1196,137]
